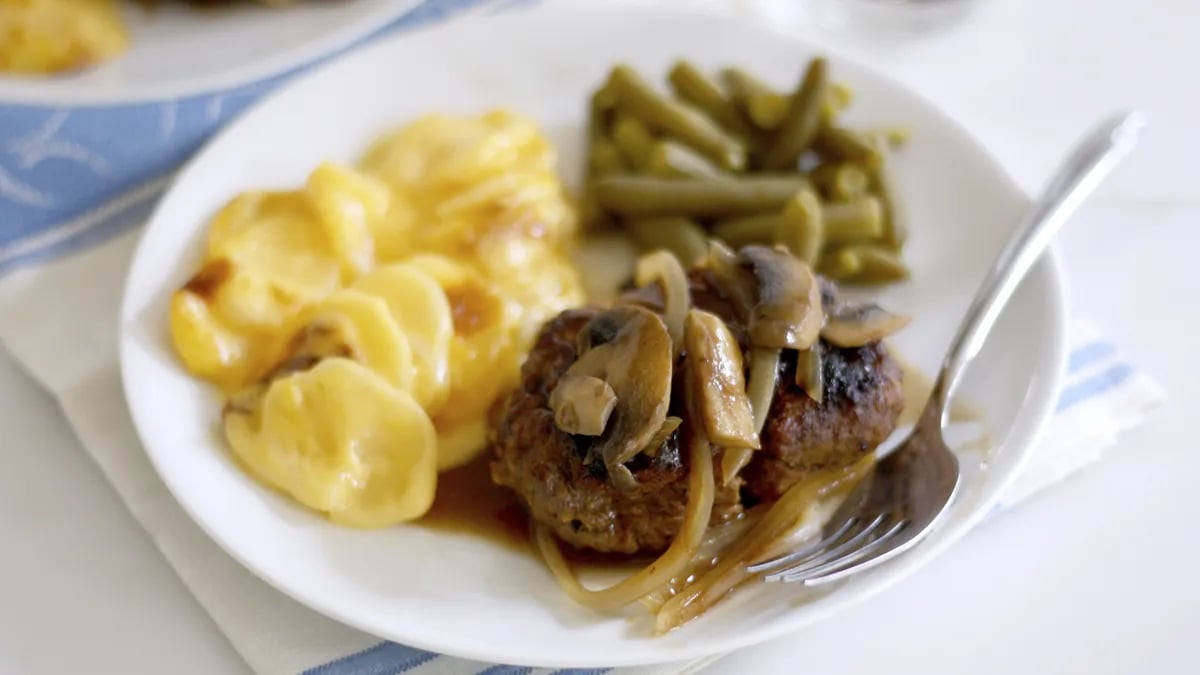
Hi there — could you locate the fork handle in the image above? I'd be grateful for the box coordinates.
[929,110,1146,418]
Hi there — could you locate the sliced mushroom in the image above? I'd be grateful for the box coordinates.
[684,309,759,451]
[634,250,691,355]
[550,374,618,436]
[566,305,674,490]
[738,245,823,351]
[641,416,683,458]
[821,302,911,348]
[704,239,755,324]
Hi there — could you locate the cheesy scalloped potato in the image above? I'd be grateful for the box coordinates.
[171,111,583,527]
[0,0,129,75]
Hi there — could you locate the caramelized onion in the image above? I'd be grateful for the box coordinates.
[721,347,780,485]
[653,454,874,633]
[535,434,716,611]
[794,346,824,403]
[634,250,691,355]
[641,507,765,612]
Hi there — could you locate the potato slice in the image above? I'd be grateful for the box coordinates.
[352,264,453,413]
[305,162,390,279]
[225,359,437,527]
[170,290,252,390]
[205,195,341,330]
[294,290,414,393]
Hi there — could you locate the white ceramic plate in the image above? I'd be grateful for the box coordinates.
[120,5,1067,667]
[0,0,428,104]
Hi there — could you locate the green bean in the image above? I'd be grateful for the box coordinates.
[762,58,829,171]
[831,83,853,109]
[810,163,870,202]
[775,188,823,265]
[818,247,862,280]
[820,82,854,122]
[645,141,725,178]
[606,65,746,170]
[814,126,882,170]
[722,67,788,130]
[712,214,777,247]
[625,217,710,266]
[882,126,911,147]
[582,88,622,230]
[840,244,911,284]
[668,61,747,135]
[612,114,657,169]
[823,196,884,244]
[591,175,810,218]
[867,134,907,250]
[589,138,625,176]
[589,87,617,138]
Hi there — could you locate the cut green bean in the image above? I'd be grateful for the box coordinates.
[810,163,870,202]
[625,217,710,266]
[606,65,746,170]
[840,244,911,284]
[668,61,747,135]
[713,214,777,247]
[612,114,656,169]
[867,134,908,250]
[823,196,884,244]
[645,141,725,178]
[818,247,862,279]
[589,138,625,176]
[583,87,622,230]
[592,175,810,218]
[722,67,788,130]
[882,126,911,147]
[814,126,882,170]
[820,82,854,122]
[763,58,828,171]
[589,87,617,138]
[775,188,823,265]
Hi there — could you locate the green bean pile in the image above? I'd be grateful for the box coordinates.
[582,58,911,286]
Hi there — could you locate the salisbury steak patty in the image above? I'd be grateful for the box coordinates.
[491,275,904,554]
[743,340,902,501]
[491,308,743,555]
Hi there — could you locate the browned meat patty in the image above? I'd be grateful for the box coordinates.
[649,269,904,502]
[491,308,744,555]
[742,340,902,501]
[490,274,903,554]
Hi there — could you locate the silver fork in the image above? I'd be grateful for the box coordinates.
[748,110,1146,586]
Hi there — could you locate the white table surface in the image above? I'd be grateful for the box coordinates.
[2,1,1197,673]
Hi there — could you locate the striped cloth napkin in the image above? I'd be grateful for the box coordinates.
[0,1,1163,673]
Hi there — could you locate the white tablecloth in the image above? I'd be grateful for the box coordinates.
[0,1,1196,673]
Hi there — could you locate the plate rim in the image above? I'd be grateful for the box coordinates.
[0,0,434,106]
[117,4,1070,666]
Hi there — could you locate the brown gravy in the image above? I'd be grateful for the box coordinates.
[418,455,530,551]
[418,357,984,557]
[418,455,655,569]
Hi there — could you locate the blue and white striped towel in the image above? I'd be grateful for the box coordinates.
[0,1,1163,673]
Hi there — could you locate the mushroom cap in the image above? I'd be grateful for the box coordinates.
[567,305,674,490]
